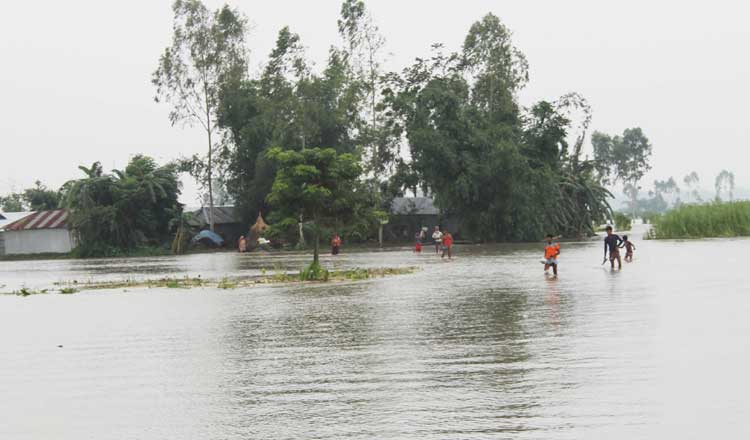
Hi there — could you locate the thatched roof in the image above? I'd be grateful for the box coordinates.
[250,212,269,235]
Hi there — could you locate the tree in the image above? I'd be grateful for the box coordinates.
[715,170,735,202]
[653,177,680,207]
[592,127,653,217]
[0,193,25,212]
[23,181,60,211]
[61,156,182,257]
[153,0,248,231]
[683,171,701,203]
[266,147,364,268]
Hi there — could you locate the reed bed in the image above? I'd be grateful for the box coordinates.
[650,201,750,239]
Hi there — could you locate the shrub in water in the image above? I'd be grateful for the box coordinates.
[300,262,329,281]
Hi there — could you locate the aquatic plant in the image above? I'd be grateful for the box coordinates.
[650,201,750,239]
[59,287,78,294]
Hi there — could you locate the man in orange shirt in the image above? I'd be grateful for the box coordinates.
[543,234,560,276]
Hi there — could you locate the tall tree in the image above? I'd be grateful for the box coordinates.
[0,193,25,212]
[592,127,653,217]
[715,170,735,201]
[683,171,701,203]
[153,0,248,231]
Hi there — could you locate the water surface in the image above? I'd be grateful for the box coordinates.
[1,234,749,439]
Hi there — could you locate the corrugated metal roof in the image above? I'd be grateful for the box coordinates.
[390,197,440,216]
[3,210,69,231]
[188,206,240,226]
[0,212,35,230]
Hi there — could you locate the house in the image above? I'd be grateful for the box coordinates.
[0,211,35,256]
[386,197,461,241]
[186,206,245,245]
[0,210,75,255]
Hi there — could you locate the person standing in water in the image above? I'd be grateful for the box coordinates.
[621,235,636,262]
[543,234,561,276]
[431,226,443,255]
[604,226,623,269]
[331,233,342,255]
[441,230,453,260]
[414,231,423,253]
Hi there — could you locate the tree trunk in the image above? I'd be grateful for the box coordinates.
[205,86,215,232]
[313,224,320,265]
[378,224,383,248]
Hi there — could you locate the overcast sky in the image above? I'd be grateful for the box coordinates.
[1,0,748,204]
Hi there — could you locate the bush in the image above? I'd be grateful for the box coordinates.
[651,201,750,239]
[300,261,329,281]
[613,212,632,231]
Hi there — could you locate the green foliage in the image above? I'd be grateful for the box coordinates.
[266,147,368,263]
[59,287,78,294]
[715,170,735,202]
[650,201,750,239]
[613,212,632,231]
[153,0,249,230]
[23,181,61,211]
[61,156,182,257]
[300,261,330,281]
[0,193,25,212]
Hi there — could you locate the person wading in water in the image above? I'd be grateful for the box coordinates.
[604,226,624,270]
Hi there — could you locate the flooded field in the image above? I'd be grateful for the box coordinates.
[2,233,749,439]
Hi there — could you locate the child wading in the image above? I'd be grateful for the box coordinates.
[431,226,443,254]
[604,226,623,269]
[440,230,453,260]
[543,234,561,276]
[331,234,342,255]
[414,231,422,253]
[622,235,636,262]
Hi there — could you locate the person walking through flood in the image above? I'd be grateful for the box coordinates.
[621,235,636,262]
[440,230,453,260]
[414,231,423,253]
[543,234,560,276]
[431,226,443,254]
[331,233,342,255]
[238,235,247,253]
[604,226,623,269]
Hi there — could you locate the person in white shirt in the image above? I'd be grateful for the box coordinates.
[431,226,443,254]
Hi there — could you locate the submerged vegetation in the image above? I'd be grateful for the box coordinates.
[649,201,750,239]
[23,267,418,295]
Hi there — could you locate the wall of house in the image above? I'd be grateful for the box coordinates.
[3,229,74,255]
[0,231,5,256]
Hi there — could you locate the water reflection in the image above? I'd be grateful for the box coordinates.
[2,237,750,438]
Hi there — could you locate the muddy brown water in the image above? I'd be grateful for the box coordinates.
[1,231,749,439]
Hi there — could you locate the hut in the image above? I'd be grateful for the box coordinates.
[186,206,244,245]
[386,197,461,241]
[0,210,75,255]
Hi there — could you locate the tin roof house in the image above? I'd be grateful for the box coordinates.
[0,210,75,255]
[385,197,460,241]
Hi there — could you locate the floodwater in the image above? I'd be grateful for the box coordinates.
[1,230,749,439]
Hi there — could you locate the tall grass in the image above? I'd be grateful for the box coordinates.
[650,201,750,239]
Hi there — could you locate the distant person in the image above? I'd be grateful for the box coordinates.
[238,235,247,253]
[414,231,423,253]
[621,235,636,262]
[543,234,561,276]
[431,226,443,254]
[604,226,623,269]
[331,233,342,255]
[441,230,453,260]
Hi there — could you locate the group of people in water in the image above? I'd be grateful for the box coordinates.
[543,225,637,277]
[413,226,455,260]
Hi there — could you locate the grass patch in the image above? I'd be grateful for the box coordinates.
[45,267,418,294]
[649,201,750,239]
[59,287,78,294]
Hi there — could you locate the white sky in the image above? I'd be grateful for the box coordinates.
[1,0,748,204]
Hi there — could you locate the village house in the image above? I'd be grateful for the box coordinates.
[386,197,461,241]
[0,210,75,255]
